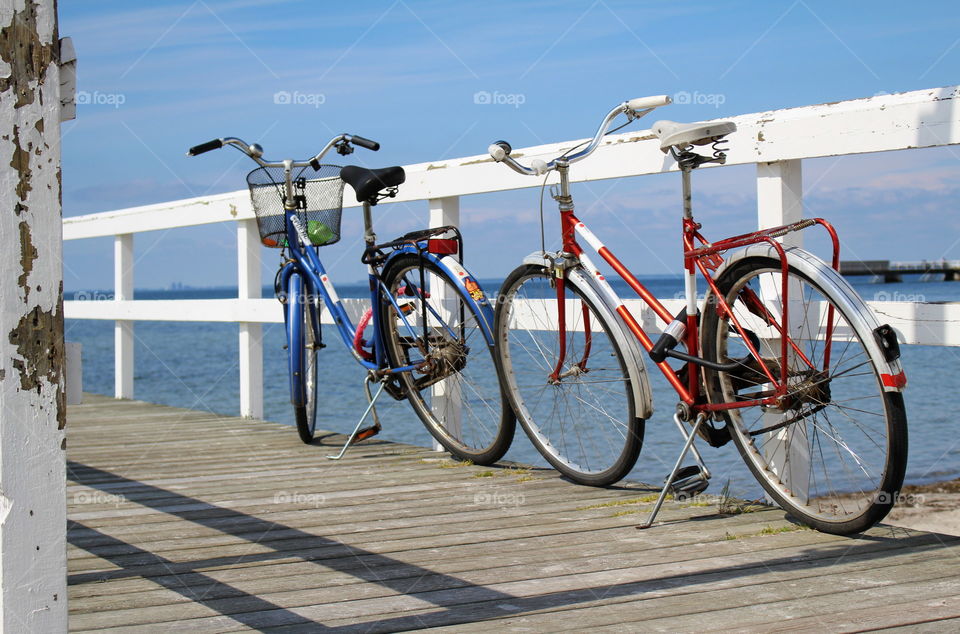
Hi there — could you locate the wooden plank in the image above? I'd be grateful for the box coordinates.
[313,543,960,631]
[67,398,960,632]
[67,528,939,617]
[91,536,959,631]
[67,526,834,607]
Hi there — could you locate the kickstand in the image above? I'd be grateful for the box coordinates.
[637,412,712,529]
[326,375,386,460]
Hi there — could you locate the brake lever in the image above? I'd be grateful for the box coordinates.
[335,139,354,156]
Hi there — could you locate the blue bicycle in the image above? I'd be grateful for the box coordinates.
[188,133,514,463]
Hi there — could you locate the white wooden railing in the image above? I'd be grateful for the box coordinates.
[64,85,960,419]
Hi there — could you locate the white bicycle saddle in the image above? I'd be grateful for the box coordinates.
[652,120,737,152]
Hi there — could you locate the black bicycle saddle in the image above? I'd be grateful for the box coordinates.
[340,165,405,205]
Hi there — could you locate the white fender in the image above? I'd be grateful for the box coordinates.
[707,245,906,392]
[522,252,654,418]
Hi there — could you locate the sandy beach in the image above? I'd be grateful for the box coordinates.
[884,478,960,537]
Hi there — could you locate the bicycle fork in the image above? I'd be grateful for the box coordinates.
[549,281,594,382]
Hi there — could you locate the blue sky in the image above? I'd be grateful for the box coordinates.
[60,0,960,291]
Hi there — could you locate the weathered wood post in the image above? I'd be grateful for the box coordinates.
[0,0,69,629]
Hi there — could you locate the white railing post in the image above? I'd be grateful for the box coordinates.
[238,218,263,419]
[757,160,803,245]
[114,233,134,399]
[756,160,808,502]
[428,196,462,451]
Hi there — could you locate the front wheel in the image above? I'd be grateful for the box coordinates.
[700,255,908,534]
[380,254,515,465]
[494,264,643,486]
[287,273,319,443]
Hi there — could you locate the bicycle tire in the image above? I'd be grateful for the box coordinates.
[700,255,908,534]
[494,264,643,486]
[380,254,515,464]
[288,273,319,443]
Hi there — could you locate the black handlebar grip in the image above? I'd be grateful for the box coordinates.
[188,139,223,156]
[350,135,380,151]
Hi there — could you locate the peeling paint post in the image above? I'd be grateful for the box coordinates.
[0,0,68,630]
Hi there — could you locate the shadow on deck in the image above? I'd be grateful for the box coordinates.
[67,394,960,631]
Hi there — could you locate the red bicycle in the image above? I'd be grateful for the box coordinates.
[489,96,908,535]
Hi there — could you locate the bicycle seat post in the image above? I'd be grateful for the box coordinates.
[362,201,376,246]
[679,162,695,221]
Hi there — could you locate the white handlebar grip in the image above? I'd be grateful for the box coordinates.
[488,143,507,161]
[626,95,672,111]
[530,159,548,175]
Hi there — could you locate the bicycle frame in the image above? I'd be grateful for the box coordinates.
[278,208,496,377]
[548,162,843,414]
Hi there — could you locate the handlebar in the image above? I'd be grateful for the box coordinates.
[488,95,671,176]
[187,139,223,156]
[349,135,379,151]
[186,133,380,168]
[625,95,671,111]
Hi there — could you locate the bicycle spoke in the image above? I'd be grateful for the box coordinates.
[497,269,640,484]
[703,258,904,533]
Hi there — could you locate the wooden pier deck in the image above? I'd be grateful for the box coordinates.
[67,394,960,632]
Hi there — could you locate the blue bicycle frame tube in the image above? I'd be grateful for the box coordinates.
[282,212,366,347]
[369,272,429,372]
[280,211,497,376]
[286,272,306,406]
[381,244,497,347]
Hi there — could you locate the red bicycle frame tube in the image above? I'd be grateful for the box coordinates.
[549,207,841,411]
[550,274,568,382]
[815,218,841,369]
[549,267,595,381]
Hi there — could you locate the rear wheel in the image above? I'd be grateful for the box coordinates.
[380,254,515,465]
[701,256,908,534]
[494,264,643,486]
[288,273,319,443]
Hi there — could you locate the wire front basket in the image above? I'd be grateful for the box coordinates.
[246,164,344,248]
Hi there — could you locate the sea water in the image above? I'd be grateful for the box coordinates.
[65,275,960,500]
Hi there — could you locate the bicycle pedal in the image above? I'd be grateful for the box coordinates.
[668,465,710,499]
[348,423,381,446]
